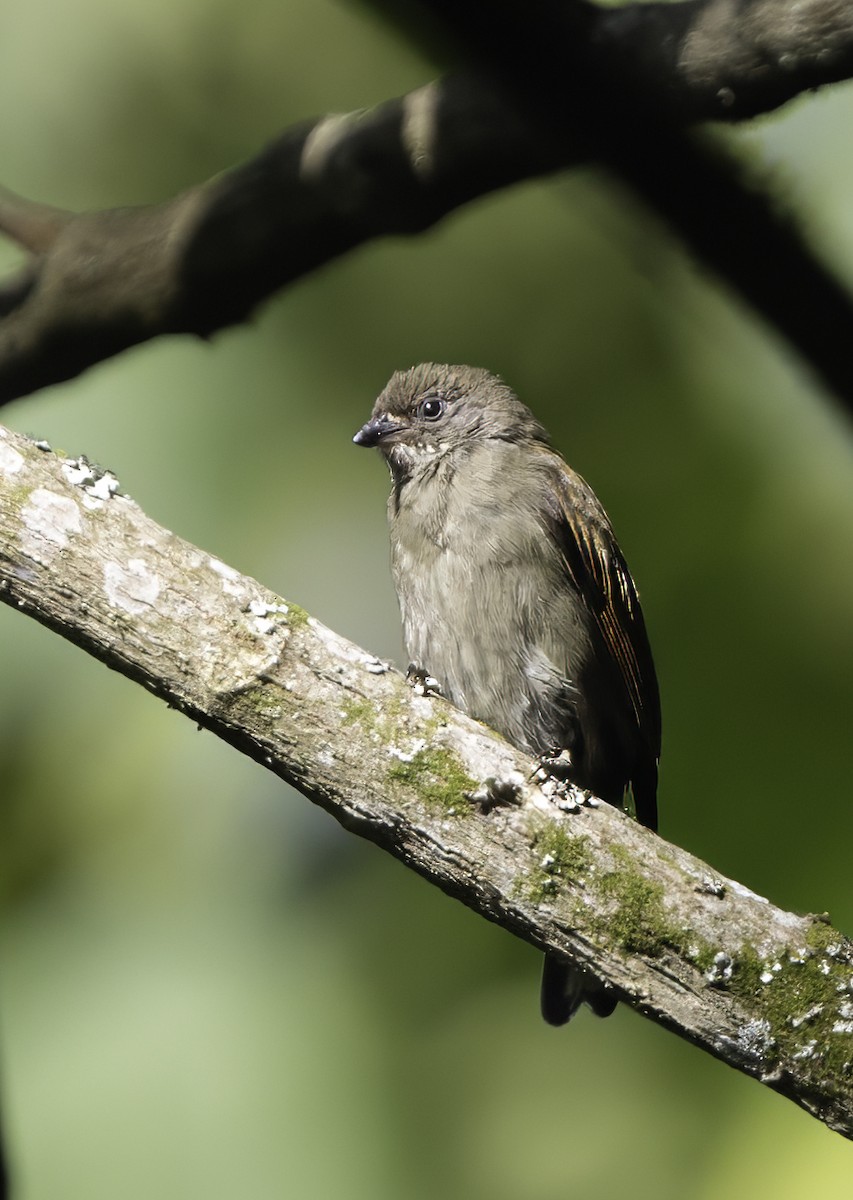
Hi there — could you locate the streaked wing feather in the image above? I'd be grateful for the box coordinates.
[545,467,662,760]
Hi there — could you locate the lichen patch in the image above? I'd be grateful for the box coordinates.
[209,556,247,598]
[0,441,25,476]
[20,488,82,557]
[104,558,161,614]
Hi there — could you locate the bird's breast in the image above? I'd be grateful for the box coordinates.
[388,486,593,754]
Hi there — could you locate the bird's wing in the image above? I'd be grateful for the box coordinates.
[543,464,661,826]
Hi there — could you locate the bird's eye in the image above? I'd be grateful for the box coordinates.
[420,397,444,420]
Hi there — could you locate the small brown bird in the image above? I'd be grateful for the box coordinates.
[354,364,661,1023]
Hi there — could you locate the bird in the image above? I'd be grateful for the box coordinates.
[353,363,660,1024]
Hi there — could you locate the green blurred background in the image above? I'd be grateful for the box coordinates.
[1,0,852,1195]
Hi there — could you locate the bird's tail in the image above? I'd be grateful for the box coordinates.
[540,952,618,1025]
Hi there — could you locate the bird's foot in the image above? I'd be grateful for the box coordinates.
[535,747,574,781]
[533,748,601,814]
[406,663,442,697]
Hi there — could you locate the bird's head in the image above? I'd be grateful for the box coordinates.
[353,363,549,480]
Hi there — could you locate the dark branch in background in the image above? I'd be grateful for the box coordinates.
[407,0,853,406]
[0,0,852,403]
[582,0,853,120]
[2,426,853,1138]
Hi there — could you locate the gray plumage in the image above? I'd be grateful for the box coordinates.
[354,363,660,1024]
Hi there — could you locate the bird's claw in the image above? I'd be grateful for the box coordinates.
[534,747,574,782]
[532,748,600,813]
[406,663,442,697]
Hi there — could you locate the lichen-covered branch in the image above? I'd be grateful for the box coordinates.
[1,0,853,403]
[1,422,851,1138]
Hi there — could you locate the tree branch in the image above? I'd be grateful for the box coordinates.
[536,0,853,121]
[410,0,853,405]
[0,0,853,403]
[1,422,851,1139]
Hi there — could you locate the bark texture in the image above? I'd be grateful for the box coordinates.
[1,422,851,1139]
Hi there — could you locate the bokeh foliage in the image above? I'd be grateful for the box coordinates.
[1,0,852,1194]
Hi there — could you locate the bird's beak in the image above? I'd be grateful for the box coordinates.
[352,415,405,447]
